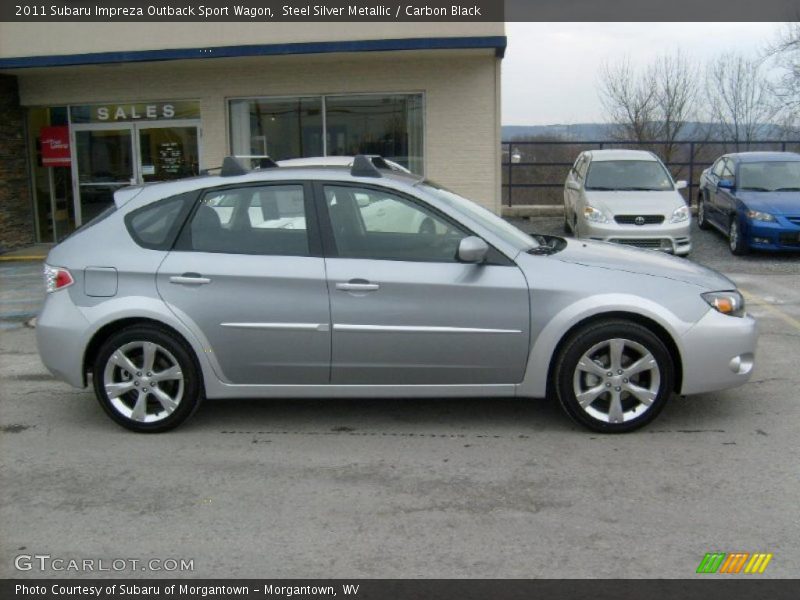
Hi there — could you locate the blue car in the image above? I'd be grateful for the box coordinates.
[697,152,800,254]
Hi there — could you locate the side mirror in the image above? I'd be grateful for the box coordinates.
[566,180,581,191]
[675,180,688,190]
[718,179,735,190]
[457,236,489,264]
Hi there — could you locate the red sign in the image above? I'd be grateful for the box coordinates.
[40,126,71,167]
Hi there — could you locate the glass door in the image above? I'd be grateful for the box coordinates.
[72,124,135,224]
[136,122,200,183]
[71,121,201,226]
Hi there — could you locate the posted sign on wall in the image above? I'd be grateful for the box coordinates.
[40,125,71,167]
[69,101,200,123]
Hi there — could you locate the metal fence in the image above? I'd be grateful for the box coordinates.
[502,139,800,207]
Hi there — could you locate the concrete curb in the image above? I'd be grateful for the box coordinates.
[0,255,46,262]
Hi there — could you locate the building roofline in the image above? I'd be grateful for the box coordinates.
[0,35,507,69]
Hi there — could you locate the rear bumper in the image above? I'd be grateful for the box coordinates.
[679,309,758,395]
[36,290,89,388]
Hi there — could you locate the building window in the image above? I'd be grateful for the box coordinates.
[230,94,424,174]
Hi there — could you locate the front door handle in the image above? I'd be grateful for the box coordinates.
[170,273,211,285]
[336,281,380,292]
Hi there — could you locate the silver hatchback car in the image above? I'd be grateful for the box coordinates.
[37,155,757,433]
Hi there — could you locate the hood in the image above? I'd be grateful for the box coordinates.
[553,238,734,290]
[584,190,684,216]
[735,190,800,216]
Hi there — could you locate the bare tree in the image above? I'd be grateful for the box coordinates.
[705,53,780,150]
[599,58,659,144]
[767,23,800,133]
[599,52,699,162]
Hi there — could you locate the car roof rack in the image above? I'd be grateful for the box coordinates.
[351,154,391,178]
[220,155,279,177]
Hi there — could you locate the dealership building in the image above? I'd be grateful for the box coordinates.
[0,22,505,249]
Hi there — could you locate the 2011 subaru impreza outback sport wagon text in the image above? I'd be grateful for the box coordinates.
[36,155,758,433]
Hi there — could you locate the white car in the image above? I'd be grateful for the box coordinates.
[564,150,692,255]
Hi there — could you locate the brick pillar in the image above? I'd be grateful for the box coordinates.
[0,75,34,251]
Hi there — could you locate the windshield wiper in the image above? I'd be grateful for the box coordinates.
[584,186,617,191]
[773,187,800,192]
[740,187,771,192]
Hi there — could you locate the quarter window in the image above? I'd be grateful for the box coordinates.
[125,192,194,250]
[179,185,310,256]
[324,185,467,262]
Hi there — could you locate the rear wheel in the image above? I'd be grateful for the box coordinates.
[697,193,710,230]
[92,325,203,432]
[728,216,748,255]
[554,320,675,433]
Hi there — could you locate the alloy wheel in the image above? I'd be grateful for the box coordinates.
[102,341,184,423]
[572,338,661,424]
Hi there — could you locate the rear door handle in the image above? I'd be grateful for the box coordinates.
[169,273,211,285]
[336,281,380,292]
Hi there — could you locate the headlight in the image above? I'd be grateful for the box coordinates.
[747,210,776,222]
[702,291,745,318]
[583,206,608,223]
[670,205,690,223]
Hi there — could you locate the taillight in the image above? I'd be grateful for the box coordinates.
[44,264,74,293]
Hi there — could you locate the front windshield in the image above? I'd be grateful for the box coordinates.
[738,161,800,192]
[418,181,538,250]
[585,160,674,191]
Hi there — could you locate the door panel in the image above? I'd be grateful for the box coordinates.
[317,182,530,385]
[326,259,530,384]
[157,253,330,384]
[156,182,330,385]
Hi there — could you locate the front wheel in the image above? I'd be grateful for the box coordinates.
[553,320,675,433]
[728,216,748,255]
[93,325,203,432]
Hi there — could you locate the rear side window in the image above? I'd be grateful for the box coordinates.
[125,192,196,250]
[177,184,311,256]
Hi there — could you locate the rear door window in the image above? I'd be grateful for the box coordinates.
[178,184,312,256]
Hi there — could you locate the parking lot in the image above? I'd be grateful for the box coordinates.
[1,221,798,579]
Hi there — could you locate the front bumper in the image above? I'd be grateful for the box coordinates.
[746,217,800,251]
[36,289,90,388]
[679,308,758,395]
[582,219,692,255]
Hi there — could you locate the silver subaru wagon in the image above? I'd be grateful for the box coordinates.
[36,155,758,433]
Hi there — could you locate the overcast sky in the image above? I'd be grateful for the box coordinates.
[502,22,782,125]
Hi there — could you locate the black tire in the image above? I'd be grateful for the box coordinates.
[697,193,710,230]
[728,216,748,256]
[92,325,203,432]
[553,319,675,433]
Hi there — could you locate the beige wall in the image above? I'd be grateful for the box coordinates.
[15,49,502,212]
[0,22,503,58]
